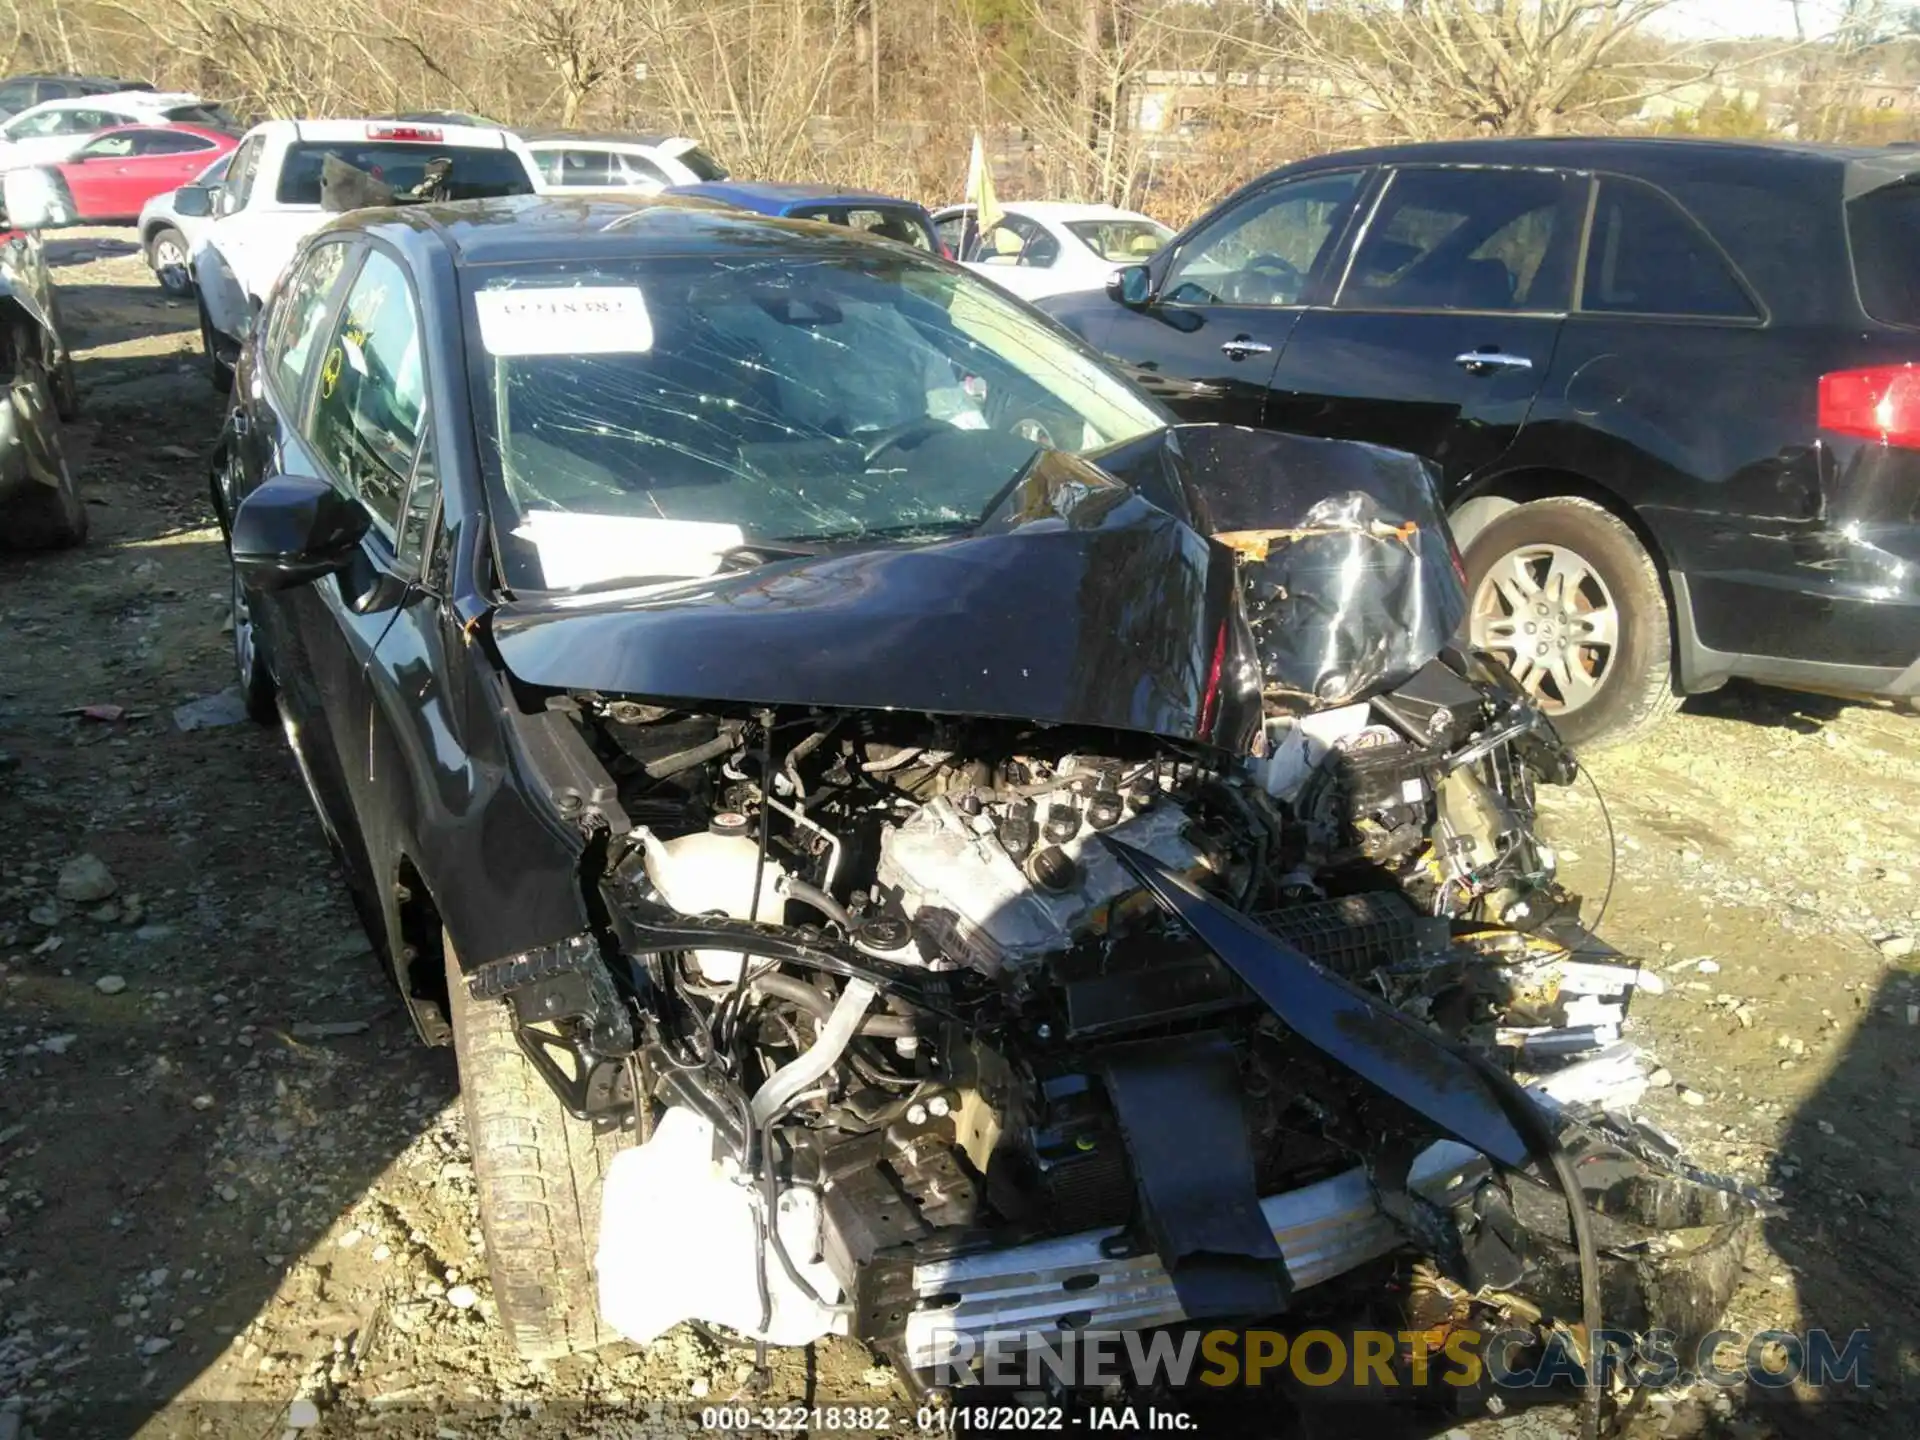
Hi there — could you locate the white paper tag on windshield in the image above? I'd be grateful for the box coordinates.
[514,511,746,590]
[474,286,653,356]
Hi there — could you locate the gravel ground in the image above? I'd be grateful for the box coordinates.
[1,231,1915,1440]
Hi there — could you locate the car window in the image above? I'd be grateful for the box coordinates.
[617,152,671,187]
[935,211,971,255]
[790,204,934,250]
[1339,167,1578,313]
[673,144,728,181]
[68,109,116,133]
[0,83,36,112]
[1582,176,1756,320]
[223,135,263,212]
[1065,218,1171,262]
[76,132,136,159]
[8,110,70,138]
[136,130,216,155]
[544,148,614,186]
[1844,177,1920,327]
[979,216,1059,268]
[307,249,425,538]
[266,240,354,405]
[1163,170,1363,306]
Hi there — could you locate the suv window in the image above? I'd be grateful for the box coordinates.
[617,152,671,187]
[1340,167,1578,312]
[541,148,614,186]
[1162,170,1362,307]
[266,240,353,404]
[135,129,217,155]
[1847,177,1920,327]
[1583,176,1756,319]
[308,249,425,537]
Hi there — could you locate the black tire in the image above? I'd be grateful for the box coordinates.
[148,226,194,298]
[197,295,233,394]
[229,560,278,724]
[1462,496,1680,750]
[446,935,618,1360]
[4,325,86,550]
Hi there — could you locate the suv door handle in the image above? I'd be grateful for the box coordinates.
[229,406,250,438]
[1454,349,1533,374]
[1220,336,1273,360]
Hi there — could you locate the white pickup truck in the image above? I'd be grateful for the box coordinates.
[187,118,541,387]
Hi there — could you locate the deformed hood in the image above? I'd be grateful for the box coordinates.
[490,445,1264,750]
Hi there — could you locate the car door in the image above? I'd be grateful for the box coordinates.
[1262,165,1585,492]
[228,236,362,834]
[286,245,437,875]
[61,131,140,217]
[1072,167,1372,425]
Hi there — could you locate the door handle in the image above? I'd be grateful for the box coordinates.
[229,406,250,438]
[1454,349,1533,374]
[1220,336,1273,360]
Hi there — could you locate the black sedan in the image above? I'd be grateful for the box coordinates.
[211,194,1744,1391]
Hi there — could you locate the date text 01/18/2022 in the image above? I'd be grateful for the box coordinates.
[698,1406,1200,1432]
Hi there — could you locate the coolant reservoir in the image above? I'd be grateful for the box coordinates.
[641,823,786,985]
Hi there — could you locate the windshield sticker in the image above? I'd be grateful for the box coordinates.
[513,510,746,590]
[475,286,654,357]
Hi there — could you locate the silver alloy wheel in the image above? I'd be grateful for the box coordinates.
[231,562,256,688]
[1469,542,1620,714]
[153,236,189,292]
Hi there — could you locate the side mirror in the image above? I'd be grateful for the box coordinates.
[230,474,370,590]
[1108,263,1152,307]
[1,168,72,230]
[173,184,215,218]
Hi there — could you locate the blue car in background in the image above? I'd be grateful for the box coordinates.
[663,181,942,254]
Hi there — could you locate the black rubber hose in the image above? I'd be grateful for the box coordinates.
[747,971,916,1039]
[643,730,739,780]
[1453,1042,1603,1440]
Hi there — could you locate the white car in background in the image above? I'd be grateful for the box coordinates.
[522,132,728,194]
[137,150,232,296]
[931,201,1173,303]
[0,91,227,169]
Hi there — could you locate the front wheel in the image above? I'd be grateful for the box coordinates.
[447,936,618,1360]
[1463,497,1680,750]
[149,226,194,298]
[230,559,278,724]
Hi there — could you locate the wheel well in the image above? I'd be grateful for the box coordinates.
[394,857,452,1046]
[1450,468,1676,580]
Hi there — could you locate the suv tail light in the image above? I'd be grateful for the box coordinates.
[367,124,443,142]
[1819,364,1920,447]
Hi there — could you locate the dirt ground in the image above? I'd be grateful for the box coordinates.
[1,230,1916,1440]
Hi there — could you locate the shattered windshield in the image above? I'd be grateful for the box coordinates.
[467,252,1165,591]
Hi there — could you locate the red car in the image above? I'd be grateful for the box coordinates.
[42,124,236,223]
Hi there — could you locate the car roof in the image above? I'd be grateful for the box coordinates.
[666,180,927,214]
[261,117,515,148]
[33,89,199,111]
[1279,134,1920,174]
[520,130,678,148]
[331,193,943,268]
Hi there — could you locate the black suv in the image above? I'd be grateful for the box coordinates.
[0,74,152,120]
[1044,138,1920,746]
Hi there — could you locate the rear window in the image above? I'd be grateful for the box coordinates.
[789,203,933,250]
[277,141,533,205]
[1848,179,1920,327]
[1064,218,1172,262]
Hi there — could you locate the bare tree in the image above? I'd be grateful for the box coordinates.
[1258,0,1707,139]
[499,0,642,128]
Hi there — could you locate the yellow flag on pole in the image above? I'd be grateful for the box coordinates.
[964,132,1003,233]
